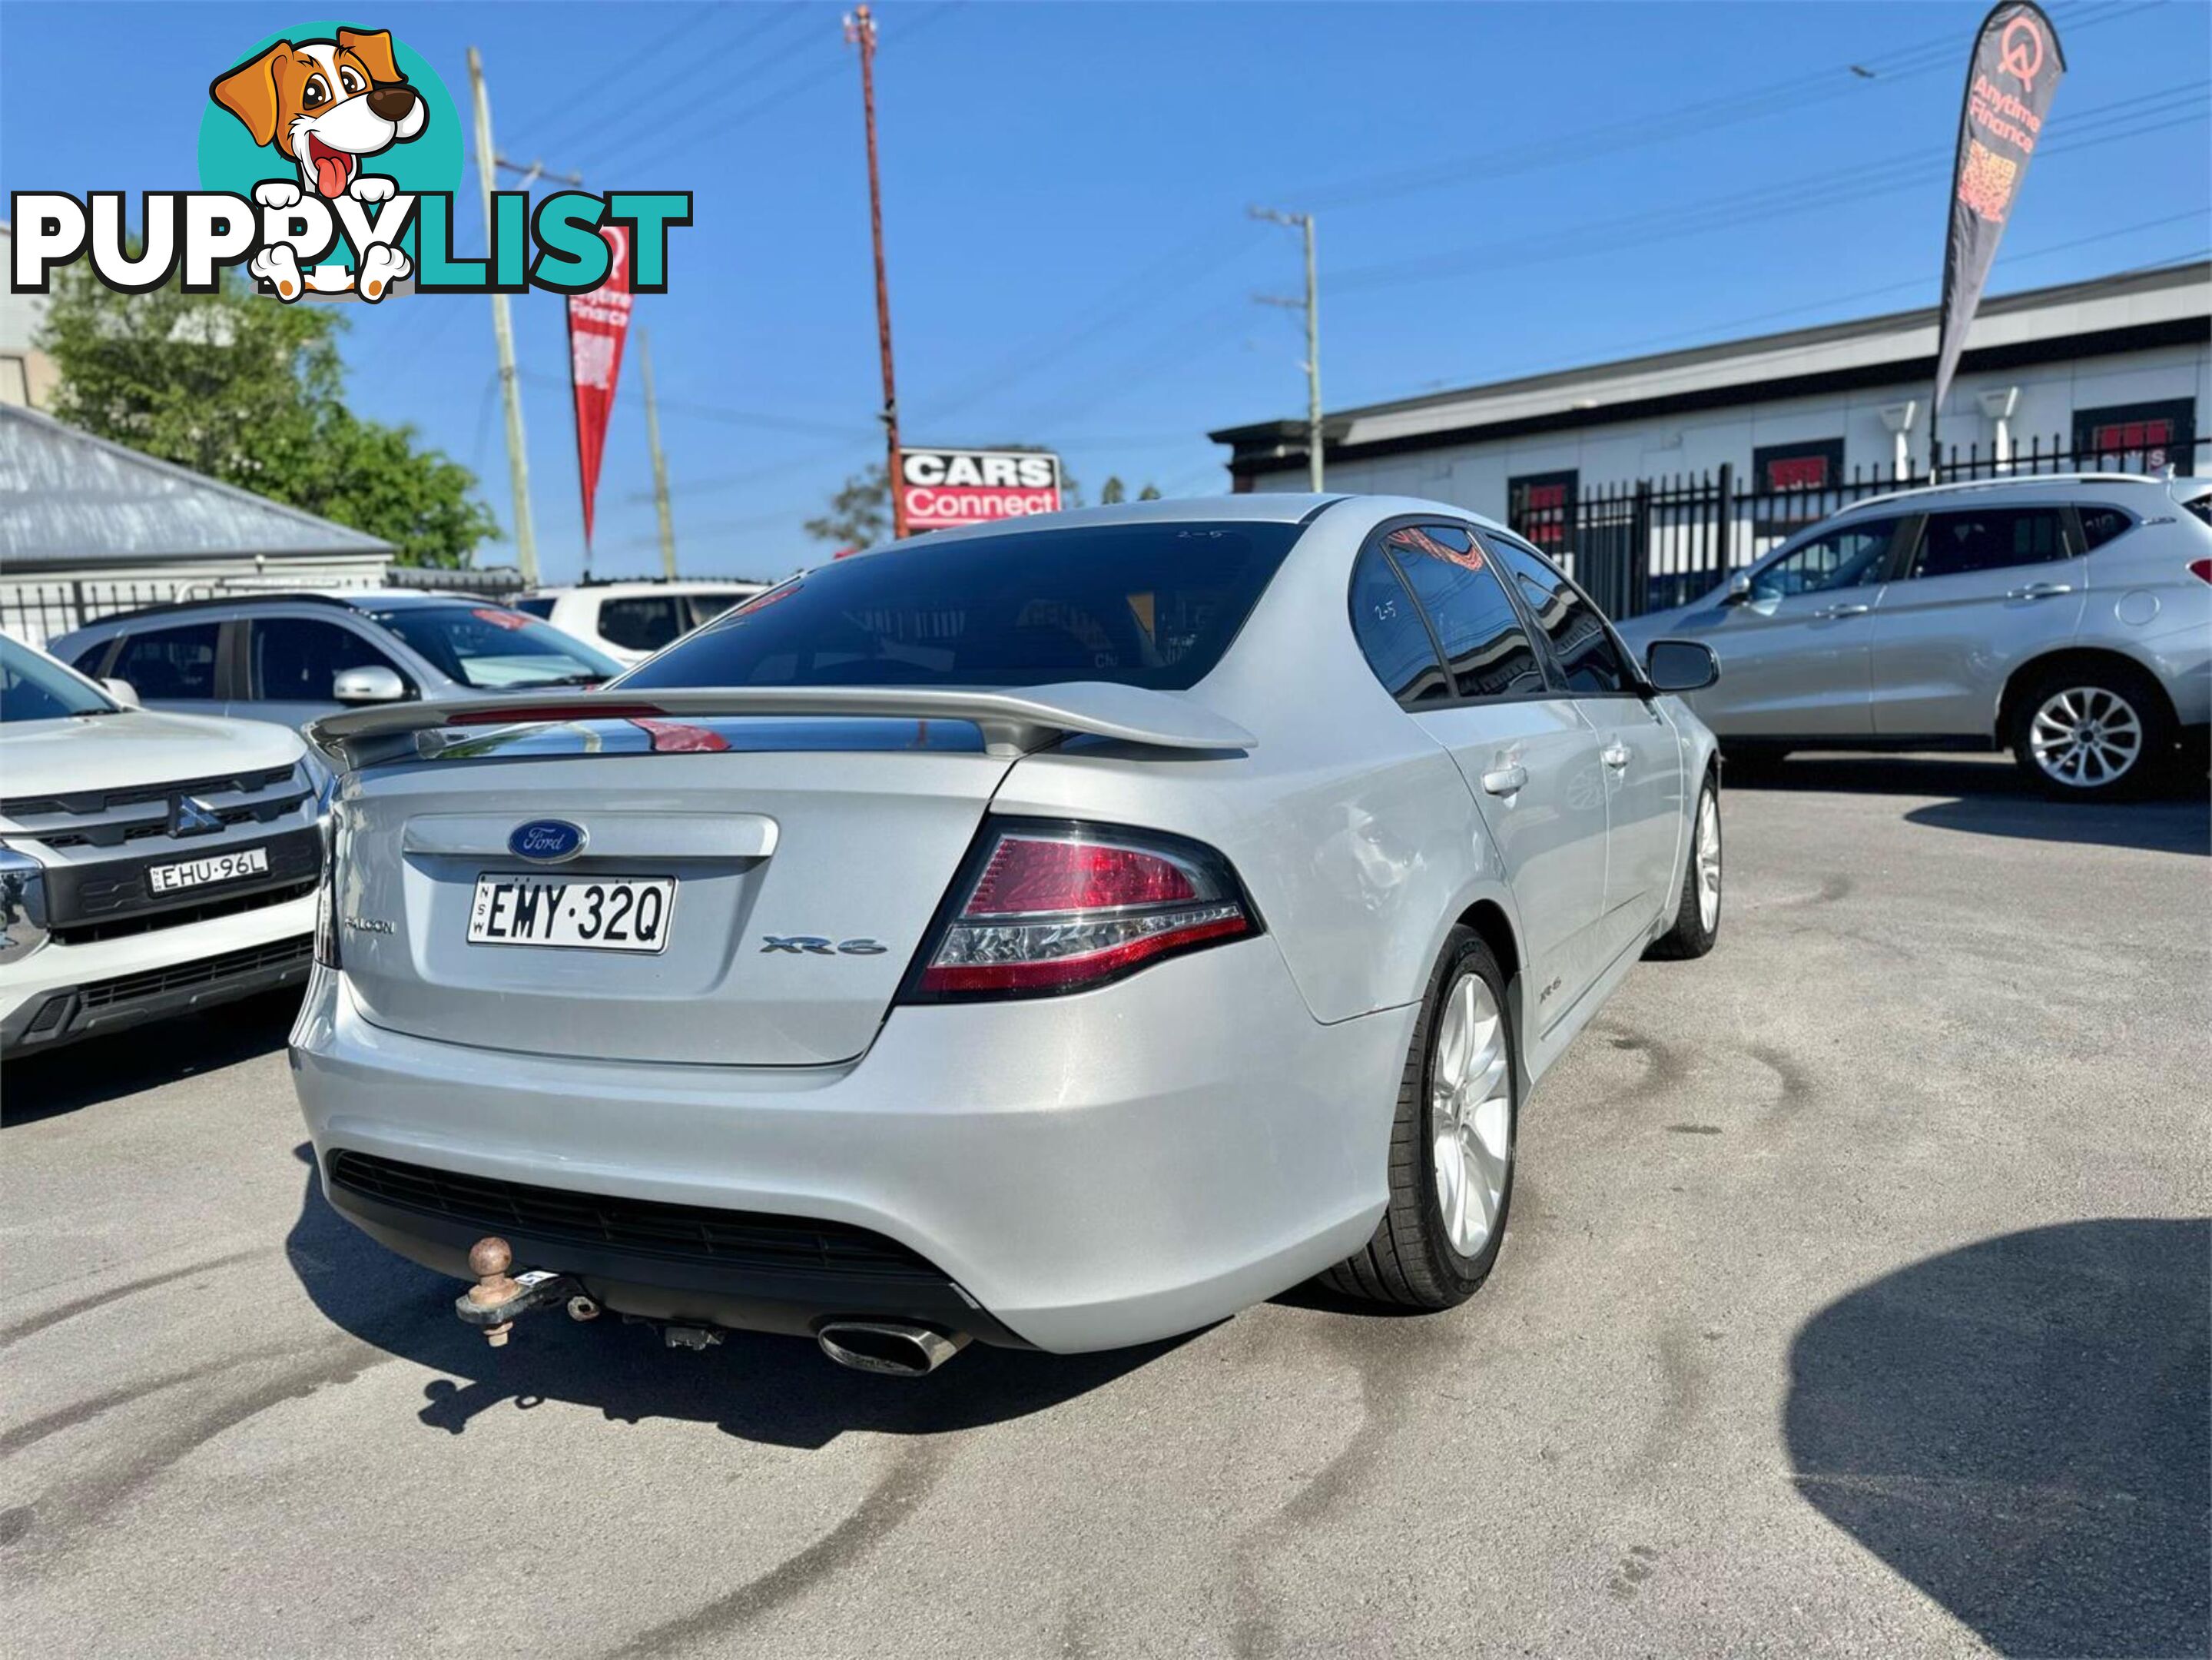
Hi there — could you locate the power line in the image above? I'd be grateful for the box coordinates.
[1283,0,2157,215]
[521,3,768,160]
[585,2,965,180]
[1328,82,2209,296]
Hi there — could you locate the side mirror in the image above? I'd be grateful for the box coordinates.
[1720,572,1754,607]
[333,665,406,705]
[1645,639,1721,694]
[101,677,141,708]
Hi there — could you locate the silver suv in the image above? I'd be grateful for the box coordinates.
[1617,474,2212,798]
[51,592,623,733]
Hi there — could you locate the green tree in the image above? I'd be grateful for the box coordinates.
[801,463,891,549]
[1139,483,1162,500]
[38,264,498,567]
[1099,475,1126,505]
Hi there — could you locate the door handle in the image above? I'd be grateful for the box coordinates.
[1481,763,1528,796]
[2007,581,2074,599]
[1812,603,1871,619]
[1601,744,1630,770]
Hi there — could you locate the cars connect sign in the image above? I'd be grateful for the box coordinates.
[900,448,1062,530]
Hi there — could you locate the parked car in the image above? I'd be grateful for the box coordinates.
[1,633,322,1058]
[293,496,1722,1372]
[51,592,624,733]
[515,580,768,665]
[1615,473,2212,798]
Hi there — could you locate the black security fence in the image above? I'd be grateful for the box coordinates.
[1519,432,2210,622]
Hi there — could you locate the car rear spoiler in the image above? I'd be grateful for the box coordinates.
[308,682,1259,769]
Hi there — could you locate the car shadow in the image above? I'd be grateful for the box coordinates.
[283,1144,1182,1449]
[1,990,299,1127]
[1784,1218,2210,1658]
[1730,752,2209,856]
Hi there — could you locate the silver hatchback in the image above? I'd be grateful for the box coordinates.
[1616,474,2212,798]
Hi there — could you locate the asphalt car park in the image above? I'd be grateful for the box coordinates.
[2,756,2204,1659]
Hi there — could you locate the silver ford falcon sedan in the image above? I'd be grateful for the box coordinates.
[293,496,1722,1373]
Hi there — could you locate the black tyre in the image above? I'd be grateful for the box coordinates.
[1322,927,1516,1310]
[1646,772,1722,961]
[1721,742,1788,783]
[2009,660,2174,801]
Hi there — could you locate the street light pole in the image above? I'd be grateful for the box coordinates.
[468,47,538,584]
[1253,207,1322,492]
[638,328,678,578]
[845,5,907,540]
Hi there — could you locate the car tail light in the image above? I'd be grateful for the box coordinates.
[904,820,1257,1001]
[2187,558,2212,586]
[313,774,342,969]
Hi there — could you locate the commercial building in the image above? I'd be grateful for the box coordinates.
[1211,262,2211,546]
[0,404,393,646]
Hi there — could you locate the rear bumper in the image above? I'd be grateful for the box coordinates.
[290,937,1411,1353]
[1,894,315,1057]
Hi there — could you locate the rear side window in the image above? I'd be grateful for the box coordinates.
[1349,544,1451,706]
[1912,507,2068,578]
[599,595,686,652]
[366,605,621,690]
[511,596,555,619]
[1380,526,1547,700]
[625,522,1302,692]
[1487,537,1637,696]
[109,622,221,700]
[249,617,409,701]
[2076,506,2134,551]
[686,591,751,626]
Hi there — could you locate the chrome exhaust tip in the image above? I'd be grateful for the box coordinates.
[817,1321,970,1376]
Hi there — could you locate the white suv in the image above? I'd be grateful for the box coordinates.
[1,635,321,1058]
[516,580,767,664]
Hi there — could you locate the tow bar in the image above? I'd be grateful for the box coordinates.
[455,1237,587,1346]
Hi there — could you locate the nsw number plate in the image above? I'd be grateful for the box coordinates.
[151,845,268,894]
[467,874,675,953]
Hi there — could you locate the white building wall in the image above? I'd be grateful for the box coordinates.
[1259,341,2210,520]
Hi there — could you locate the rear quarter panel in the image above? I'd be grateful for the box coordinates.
[990,500,1523,1030]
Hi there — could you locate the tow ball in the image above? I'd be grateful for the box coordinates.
[455,1237,590,1346]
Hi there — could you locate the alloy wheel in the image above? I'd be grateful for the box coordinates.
[1431,971,1512,1259]
[1696,789,1723,933]
[2029,686,2143,788]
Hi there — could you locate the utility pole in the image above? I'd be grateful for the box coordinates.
[1252,207,1322,492]
[469,47,538,585]
[845,5,907,540]
[638,328,678,578]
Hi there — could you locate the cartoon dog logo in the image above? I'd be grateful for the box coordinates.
[210,28,425,300]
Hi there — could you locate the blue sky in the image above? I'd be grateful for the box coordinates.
[4,1,2205,583]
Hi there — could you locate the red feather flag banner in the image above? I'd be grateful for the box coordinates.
[1932,2,2065,462]
[566,223,635,559]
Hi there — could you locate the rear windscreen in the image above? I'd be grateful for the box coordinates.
[621,522,1303,692]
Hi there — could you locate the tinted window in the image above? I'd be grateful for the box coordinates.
[1750,520,1897,600]
[1349,544,1450,706]
[2077,507,2134,551]
[366,605,621,690]
[512,596,555,619]
[71,642,112,677]
[1381,526,1547,700]
[625,522,1302,692]
[599,595,685,652]
[685,591,752,626]
[109,622,221,700]
[1487,538,1637,695]
[250,617,407,702]
[2,637,117,722]
[1912,507,2067,579]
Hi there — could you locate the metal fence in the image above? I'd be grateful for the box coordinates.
[1526,433,2210,621]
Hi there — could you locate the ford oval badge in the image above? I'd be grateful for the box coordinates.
[509,819,586,862]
